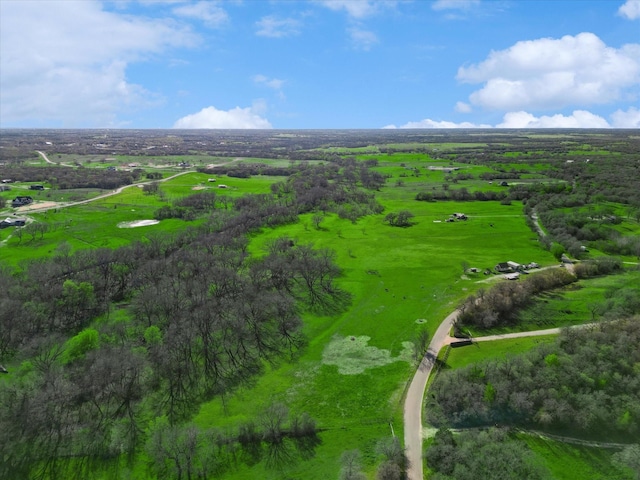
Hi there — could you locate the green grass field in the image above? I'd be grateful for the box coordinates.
[2,148,630,479]
[521,434,633,480]
[438,335,557,371]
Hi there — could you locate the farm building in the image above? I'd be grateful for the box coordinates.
[11,196,33,207]
[495,262,513,273]
[0,217,26,228]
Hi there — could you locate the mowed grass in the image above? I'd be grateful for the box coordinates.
[2,163,562,478]
[438,335,557,371]
[192,177,556,476]
[0,172,283,266]
[520,434,633,480]
[516,270,640,330]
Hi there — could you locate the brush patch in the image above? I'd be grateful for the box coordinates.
[322,335,413,375]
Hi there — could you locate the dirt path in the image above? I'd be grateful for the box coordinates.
[403,316,591,479]
[11,171,191,214]
[36,150,73,167]
[404,309,460,480]
[11,157,199,214]
[531,208,547,238]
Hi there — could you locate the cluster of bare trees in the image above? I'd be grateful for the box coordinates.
[339,437,408,480]
[427,319,640,441]
[0,170,361,477]
[0,165,141,190]
[457,268,577,329]
[425,428,550,480]
[145,403,319,479]
[416,188,508,202]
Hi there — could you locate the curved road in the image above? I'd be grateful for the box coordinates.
[403,311,588,479]
[15,151,222,214]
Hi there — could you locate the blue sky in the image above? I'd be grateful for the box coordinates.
[1,0,639,129]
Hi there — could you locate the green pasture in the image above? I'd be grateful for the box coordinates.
[0,157,585,479]
[516,270,640,330]
[189,188,555,476]
[0,172,283,266]
[152,171,279,200]
[437,335,557,371]
[520,434,633,480]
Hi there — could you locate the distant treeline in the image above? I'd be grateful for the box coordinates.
[416,188,508,202]
[197,164,299,177]
[0,165,141,189]
[159,162,384,224]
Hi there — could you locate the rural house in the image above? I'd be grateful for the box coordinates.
[11,196,33,207]
[0,217,26,228]
[494,262,513,273]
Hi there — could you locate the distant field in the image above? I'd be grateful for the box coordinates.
[521,434,632,480]
[437,335,557,371]
[2,133,636,479]
[0,171,282,266]
[189,160,557,477]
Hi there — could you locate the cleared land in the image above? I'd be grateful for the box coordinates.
[0,130,638,480]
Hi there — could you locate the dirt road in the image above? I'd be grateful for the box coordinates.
[403,317,588,479]
[403,309,460,480]
[15,153,202,214]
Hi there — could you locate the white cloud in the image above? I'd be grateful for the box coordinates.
[0,0,196,127]
[383,119,491,128]
[385,108,640,129]
[173,105,272,129]
[610,107,640,127]
[254,75,286,99]
[497,110,610,128]
[316,0,385,19]
[254,75,285,90]
[457,33,640,111]
[618,0,640,20]
[455,101,472,113]
[349,27,379,50]
[172,1,227,28]
[432,0,480,11]
[255,15,302,37]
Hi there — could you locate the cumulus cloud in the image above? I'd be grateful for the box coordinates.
[457,32,640,111]
[385,107,640,129]
[455,101,472,113]
[173,105,272,129]
[610,107,640,127]
[383,119,491,129]
[349,27,379,50]
[432,0,480,11]
[254,75,285,90]
[255,15,302,38]
[254,74,285,99]
[618,0,640,19]
[172,1,227,28]
[497,110,610,128]
[316,0,386,19]
[0,0,196,127]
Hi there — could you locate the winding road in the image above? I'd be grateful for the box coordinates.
[403,307,587,479]
[13,151,222,214]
